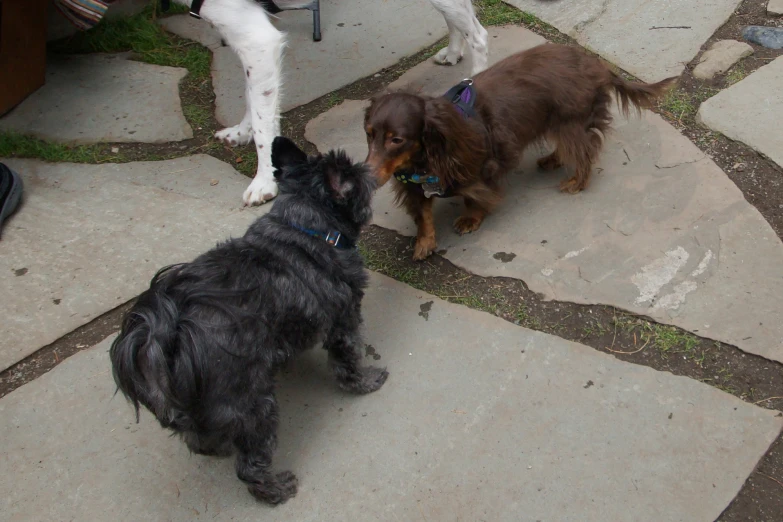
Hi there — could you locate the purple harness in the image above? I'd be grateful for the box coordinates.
[442,79,477,118]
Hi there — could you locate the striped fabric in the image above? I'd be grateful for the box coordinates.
[53,0,110,30]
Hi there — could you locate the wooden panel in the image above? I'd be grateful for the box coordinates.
[0,0,49,116]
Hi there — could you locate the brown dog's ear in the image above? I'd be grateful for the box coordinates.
[422,97,486,186]
[364,90,391,124]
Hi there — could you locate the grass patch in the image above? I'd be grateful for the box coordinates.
[359,243,424,289]
[163,2,191,15]
[610,313,703,359]
[362,241,536,323]
[325,92,344,109]
[658,90,697,121]
[474,0,540,26]
[421,39,449,60]
[183,103,213,130]
[233,150,259,177]
[725,65,748,86]
[0,132,124,163]
[651,325,699,354]
[657,86,718,124]
[515,304,543,330]
[49,4,210,82]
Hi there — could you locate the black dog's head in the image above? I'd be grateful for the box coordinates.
[271,137,376,229]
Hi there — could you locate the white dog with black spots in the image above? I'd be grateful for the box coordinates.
[174,0,489,205]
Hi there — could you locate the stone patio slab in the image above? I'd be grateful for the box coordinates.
[389,25,548,91]
[692,40,753,80]
[306,30,783,364]
[159,14,224,51]
[506,0,742,82]
[0,156,265,372]
[0,54,192,144]
[1,272,780,521]
[697,56,783,168]
[208,0,447,126]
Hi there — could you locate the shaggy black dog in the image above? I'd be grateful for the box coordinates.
[110,136,387,505]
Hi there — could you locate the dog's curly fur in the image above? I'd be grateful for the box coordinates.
[109,137,385,505]
[364,44,676,260]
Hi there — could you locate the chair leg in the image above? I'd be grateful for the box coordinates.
[312,0,321,42]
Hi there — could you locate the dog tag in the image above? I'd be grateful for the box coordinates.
[423,182,444,198]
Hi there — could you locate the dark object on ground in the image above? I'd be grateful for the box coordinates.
[109,136,385,505]
[0,163,23,239]
[0,0,48,115]
[742,26,783,49]
[364,43,676,261]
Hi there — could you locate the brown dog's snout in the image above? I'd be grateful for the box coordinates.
[364,149,394,188]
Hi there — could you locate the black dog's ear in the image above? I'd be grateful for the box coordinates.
[272,136,308,173]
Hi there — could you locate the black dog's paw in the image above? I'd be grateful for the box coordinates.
[339,366,389,394]
[193,446,233,458]
[248,470,299,505]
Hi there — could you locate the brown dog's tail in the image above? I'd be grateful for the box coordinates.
[610,73,677,117]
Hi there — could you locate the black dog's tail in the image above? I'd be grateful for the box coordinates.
[109,265,205,427]
[610,73,677,117]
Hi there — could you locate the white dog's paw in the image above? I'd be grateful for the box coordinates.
[242,175,279,206]
[215,125,253,147]
[433,47,463,66]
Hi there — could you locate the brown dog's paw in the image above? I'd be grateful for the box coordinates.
[453,216,483,235]
[559,177,585,194]
[413,236,437,261]
[537,153,562,171]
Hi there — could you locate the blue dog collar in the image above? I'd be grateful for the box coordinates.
[394,172,439,185]
[289,224,353,249]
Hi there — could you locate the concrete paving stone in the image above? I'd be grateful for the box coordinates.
[0,156,267,372]
[388,25,548,92]
[159,14,225,51]
[0,54,192,144]
[211,0,447,126]
[307,29,783,364]
[770,0,783,15]
[306,99,370,163]
[506,0,743,82]
[104,0,148,20]
[1,272,781,521]
[697,56,783,168]
[692,39,753,80]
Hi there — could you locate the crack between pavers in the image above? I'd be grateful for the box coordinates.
[578,265,593,284]
[654,156,708,170]
[604,222,631,236]
[573,0,611,34]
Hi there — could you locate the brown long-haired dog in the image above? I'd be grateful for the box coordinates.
[364,44,676,260]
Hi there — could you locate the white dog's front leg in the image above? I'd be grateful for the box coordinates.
[433,18,466,66]
[239,32,284,206]
[200,0,285,206]
[429,0,488,76]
